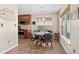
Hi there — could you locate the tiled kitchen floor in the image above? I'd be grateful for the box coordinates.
[6,39,66,54]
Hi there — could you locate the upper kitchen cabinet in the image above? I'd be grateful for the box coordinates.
[18,14,31,24]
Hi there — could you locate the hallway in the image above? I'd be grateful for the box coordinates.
[6,39,66,54]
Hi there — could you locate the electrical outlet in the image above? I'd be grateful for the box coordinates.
[73,48,75,53]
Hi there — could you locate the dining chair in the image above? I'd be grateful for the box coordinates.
[42,33,53,48]
[29,32,40,48]
[34,34,40,45]
[48,30,53,33]
[29,32,36,48]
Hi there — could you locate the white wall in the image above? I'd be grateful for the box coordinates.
[31,13,59,33]
[59,4,71,53]
[59,4,79,54]
[70,4,79,54]
[70,19,79,53]
[0,5,18,53]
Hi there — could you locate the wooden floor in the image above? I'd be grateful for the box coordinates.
[6,39,67,54]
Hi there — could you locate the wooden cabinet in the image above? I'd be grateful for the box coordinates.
[24,30,29,39]
[19,14,31,24]
[18,14,31,39]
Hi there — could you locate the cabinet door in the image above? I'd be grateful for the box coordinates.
[28,18,31,24]
[25,15,31,24]
[24,30,29,39]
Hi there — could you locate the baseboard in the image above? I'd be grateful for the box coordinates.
[1,44,18,54]
[59,39,69,54]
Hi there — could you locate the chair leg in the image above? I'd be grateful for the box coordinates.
[43,43,46,47]
[38,40,42,46]
[46,43,48,45]
[51,41,53,49]
[36,40,39,45]
[45,41,48,48]
[30,40,34,49]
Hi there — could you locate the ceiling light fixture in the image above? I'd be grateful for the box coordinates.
[42,18,45,21]
[38,18,41,21]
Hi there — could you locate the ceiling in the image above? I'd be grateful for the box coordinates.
[18,4,64,15]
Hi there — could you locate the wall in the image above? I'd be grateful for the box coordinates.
[59,4,71,53]
[31,13,59,33]
[0,5,18,53]
[59,4,79,54]
[70,19,79,53]
[70,4,79,53]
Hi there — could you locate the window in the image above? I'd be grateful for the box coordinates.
[61,12,70,39]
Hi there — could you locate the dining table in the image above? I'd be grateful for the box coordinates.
[33,31,52,37]
[32,31,53,46]
[33,31,46,35]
